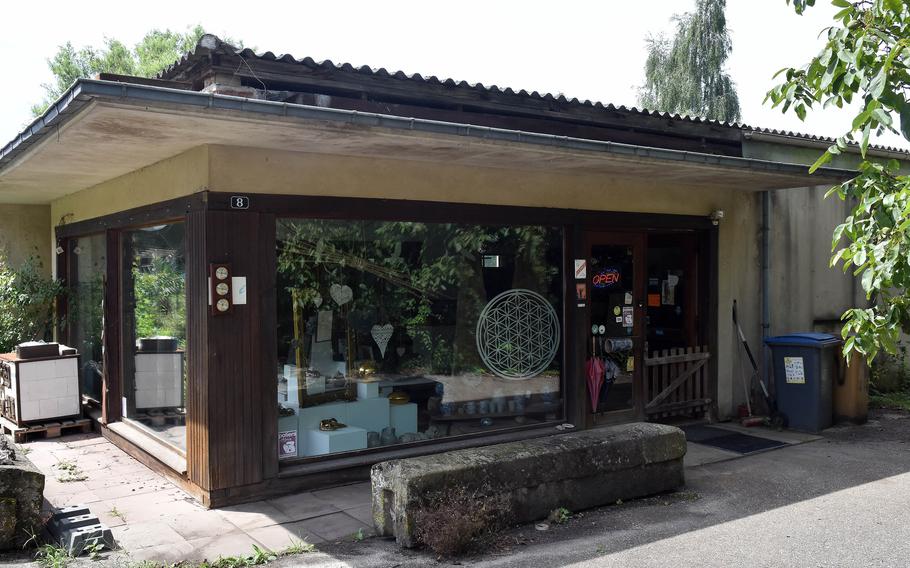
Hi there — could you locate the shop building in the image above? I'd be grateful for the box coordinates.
[0,36,897,507]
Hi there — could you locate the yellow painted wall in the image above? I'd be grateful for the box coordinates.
[0,204,52,275]
[50,145,209,225]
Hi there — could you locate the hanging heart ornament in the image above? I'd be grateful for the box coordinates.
[371,324,394,358]
[330,284,353,306]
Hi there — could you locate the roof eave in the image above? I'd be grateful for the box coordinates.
[0,78,856,188]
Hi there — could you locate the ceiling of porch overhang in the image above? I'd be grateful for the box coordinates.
[0,94,853,205]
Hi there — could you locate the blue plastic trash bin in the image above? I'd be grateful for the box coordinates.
[764,333,842,432]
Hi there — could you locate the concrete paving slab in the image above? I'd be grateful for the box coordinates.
[345,503,375,526]
[246,522,326,550]
[185,532,265,562]
[216,500,291,531]
[267,491,340,521]
[163,509,239,541]
[295,512,371,542]
[111,520,188,551]
[121,540,195,564]
[310,482,373,510]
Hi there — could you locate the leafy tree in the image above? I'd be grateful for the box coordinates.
[32,25,218,116]
[639,0,742,122]
[766,0,910,361]
[0,255,66,353]
[132,256,187,347]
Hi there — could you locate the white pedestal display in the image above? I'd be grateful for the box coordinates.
[390,403,418,434]
[356,381,380,400]
[305,426,367,456]
[134,352,184,409]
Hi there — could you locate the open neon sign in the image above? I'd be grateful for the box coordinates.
[592,268,620,288]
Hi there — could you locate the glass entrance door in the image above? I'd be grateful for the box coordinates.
[586,232,644,417]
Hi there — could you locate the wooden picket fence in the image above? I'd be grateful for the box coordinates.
[644,346,712,419]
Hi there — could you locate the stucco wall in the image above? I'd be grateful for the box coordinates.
[50,145,209,225]
[0,204,51,276]
[770,186,862,336]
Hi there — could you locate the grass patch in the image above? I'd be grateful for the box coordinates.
[870,390,910,411]
[123,541,316,568]
[35,543,73,568]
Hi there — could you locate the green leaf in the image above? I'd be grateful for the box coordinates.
[809,150,834,173]
[900,101,910,142]
[869,70,887,99]
[860,122,872,157]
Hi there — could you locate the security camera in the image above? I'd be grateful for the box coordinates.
[709,209,725,226]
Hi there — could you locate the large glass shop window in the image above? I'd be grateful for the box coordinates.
[276,219,563,459]
[69,235,106,402]
[121,223,187,451]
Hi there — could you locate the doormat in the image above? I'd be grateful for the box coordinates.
[682,425,788,454]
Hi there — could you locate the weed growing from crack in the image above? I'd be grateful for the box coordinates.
[547,507,572,524]
[35,542,73,568]
[54,460,87,482]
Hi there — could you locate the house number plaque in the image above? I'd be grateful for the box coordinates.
[230,196,250,209]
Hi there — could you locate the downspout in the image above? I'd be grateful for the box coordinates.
[761,190,771,390]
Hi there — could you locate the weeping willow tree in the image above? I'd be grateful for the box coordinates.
[638,0,742,123]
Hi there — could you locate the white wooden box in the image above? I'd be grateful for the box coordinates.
[0,352,80,425]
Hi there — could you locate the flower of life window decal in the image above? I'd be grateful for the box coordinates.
[475,289,560,380]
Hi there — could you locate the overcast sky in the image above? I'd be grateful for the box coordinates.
[1,0,907,150]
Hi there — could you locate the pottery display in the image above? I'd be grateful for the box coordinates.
[319,418,346,431]
[367,431,381,448]
[380,426,398,445]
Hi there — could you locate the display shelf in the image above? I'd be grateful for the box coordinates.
[428,401,561,422]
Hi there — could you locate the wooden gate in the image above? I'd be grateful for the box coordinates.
[644,346,712,419]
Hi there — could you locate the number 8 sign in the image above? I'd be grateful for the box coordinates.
[230,195,250,209]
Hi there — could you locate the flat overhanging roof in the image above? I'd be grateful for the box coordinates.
[0,79,856,205]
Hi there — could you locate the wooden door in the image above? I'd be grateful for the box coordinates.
[584,231,645,422]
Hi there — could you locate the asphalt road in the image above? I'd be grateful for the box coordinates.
[278,410,910,568]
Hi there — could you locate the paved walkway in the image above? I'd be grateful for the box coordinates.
[22,432,373,563]
[15,420,819,564]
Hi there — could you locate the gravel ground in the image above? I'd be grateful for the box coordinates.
[4,409,909,568]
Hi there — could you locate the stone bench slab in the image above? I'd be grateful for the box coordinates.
[371,422,686,547]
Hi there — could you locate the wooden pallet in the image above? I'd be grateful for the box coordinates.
[0,416,92,443]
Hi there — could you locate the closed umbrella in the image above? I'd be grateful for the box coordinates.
[586,338,605,412]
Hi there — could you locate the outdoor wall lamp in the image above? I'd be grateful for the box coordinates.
[709,209,725,226]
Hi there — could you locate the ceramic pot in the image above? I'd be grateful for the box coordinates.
[367,431,381,448]
[380,426,397,445]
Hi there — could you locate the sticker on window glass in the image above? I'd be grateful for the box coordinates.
[784,356,806,384]
[278,430,298,459]
[622,306,634,328]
